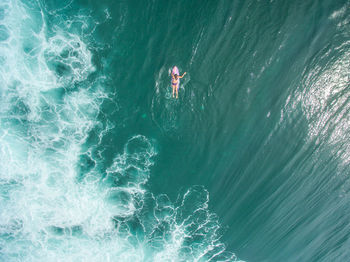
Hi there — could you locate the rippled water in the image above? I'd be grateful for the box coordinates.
[1,0,350,261]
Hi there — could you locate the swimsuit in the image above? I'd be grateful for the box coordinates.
[172,75,179,89]
[172,82,179,91]
[172,77,179,86]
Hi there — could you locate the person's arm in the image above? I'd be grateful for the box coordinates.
[179,72,187,78]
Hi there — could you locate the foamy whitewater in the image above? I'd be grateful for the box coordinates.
[0,1,241,261]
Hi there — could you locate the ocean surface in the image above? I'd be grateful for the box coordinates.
[1,0,350,261]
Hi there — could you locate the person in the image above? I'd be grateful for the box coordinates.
[171,71,186,99]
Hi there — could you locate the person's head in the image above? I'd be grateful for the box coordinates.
[174,74,178,79]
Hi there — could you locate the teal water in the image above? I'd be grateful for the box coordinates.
[1,0,350,261]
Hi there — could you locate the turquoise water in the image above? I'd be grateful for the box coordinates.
[1,0,350,261]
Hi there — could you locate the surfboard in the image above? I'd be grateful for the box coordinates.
[172,66,180,86]
[172,66,179,76]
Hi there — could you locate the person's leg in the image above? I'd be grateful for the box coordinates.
[172,85,175,97]
[176,85,179,99]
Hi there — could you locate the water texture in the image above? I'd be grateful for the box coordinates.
[0,0,349,261]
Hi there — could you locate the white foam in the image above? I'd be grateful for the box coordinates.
[329,5,346,20]
[0,0,106,260]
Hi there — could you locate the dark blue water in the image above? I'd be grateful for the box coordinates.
[1,0,350,261]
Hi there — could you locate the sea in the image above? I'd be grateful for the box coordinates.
[0,0,349,261]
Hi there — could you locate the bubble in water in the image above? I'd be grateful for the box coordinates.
[0,25,9,41]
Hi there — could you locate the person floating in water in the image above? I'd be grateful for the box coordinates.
[171,71,186,99]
